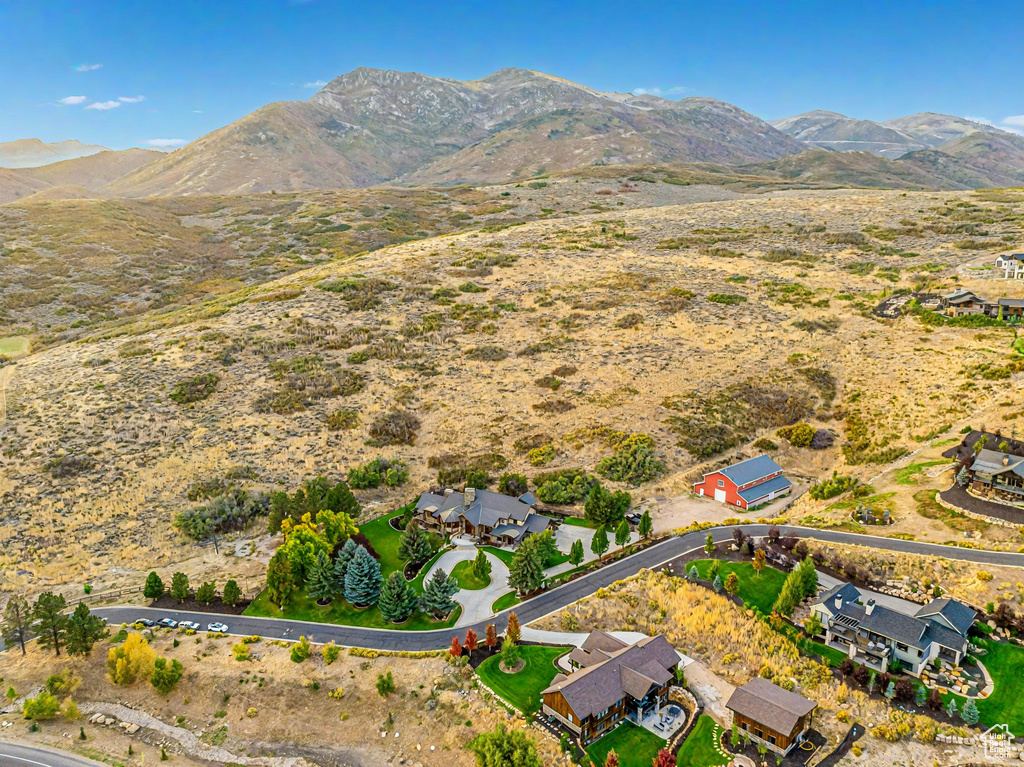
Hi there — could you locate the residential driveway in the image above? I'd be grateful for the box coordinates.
[546,525,640,577]
[422,548,511,627]
[816,571,923,616]
[653,482,807,533]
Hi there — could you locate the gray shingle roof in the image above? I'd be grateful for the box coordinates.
[812,582,861,608]
[715,454,785,486]
[915,598,976,637]
[972,449,1024,477]
[417,488,552,535]
[830,602,929,648]
[737,474,792,503]
[726,678,816,737]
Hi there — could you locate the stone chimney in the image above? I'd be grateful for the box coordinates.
[1003,454,1010,466]
[465,487,476,505]
[865,599,876,616]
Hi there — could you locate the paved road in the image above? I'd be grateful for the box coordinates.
[94,524,1024,652]
[0,742,107,767]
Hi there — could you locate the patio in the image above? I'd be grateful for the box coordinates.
[637,702,686,738]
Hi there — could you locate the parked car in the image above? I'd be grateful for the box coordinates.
[133,618,155,627]
[157,618,178,628]
[179,621,200,630]
[207,622,229,633]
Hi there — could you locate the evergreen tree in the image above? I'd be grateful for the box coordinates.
[884,681,896,702]
[469,724,541,767]
[344,546,383,606]
[638,509,652,539]
[65,603,107,656]
[421,567,458,619]
[569,538,585,566]
[33,592,69,657]
[584,483,630,526]
[712,574,723,592]
[195,581,216,604]
[590,525,610,560]
[398,520,433,564]
[221,579,241,607]
[151,658,184,695]
[473,548,492,580]
[961,697,979,725]
[266,550,298,609]
[143,572,165,600]
[500,637,521,670]
[704,532,715,556]
[378,571,417,623]
[945,698,958,718]
[307,550,336,602]
[333,538,359,587]
[1,595,32,656]
[508,541,544,595]
[170,572,190,602]
[531,530,560,567]
[614,518,631,550]
[724,572,740,596]
[687,565,698,580]
[956,465,970,487]
[914,685,927,707]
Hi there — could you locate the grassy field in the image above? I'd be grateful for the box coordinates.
[358,509,407,578]
[451,559,490,590]
[687,559,787,614]
[586,721,666,767]
[481,543,571,570]
[0,336,29,357]
[475,645,568,712]
[558,516,599,529]
[491,592,520,612]
[895,460,949,484]
[673,715,727,767]
[959,638,1024,731]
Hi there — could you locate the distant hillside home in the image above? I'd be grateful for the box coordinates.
[995,253,1024,280]
[693,454,791,510]
[810,583,973,674]
[941,289,988,316]
[966,448,1024,504]
[414,487,552,546]
[542,631,680,745]
[994,298,1024,319]
[726,678,817,756]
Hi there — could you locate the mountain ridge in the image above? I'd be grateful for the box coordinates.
[0,138,108,169]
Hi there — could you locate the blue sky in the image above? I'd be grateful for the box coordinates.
[2,0,1022,150]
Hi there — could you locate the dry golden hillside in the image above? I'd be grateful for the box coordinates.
[2,186,1024,592]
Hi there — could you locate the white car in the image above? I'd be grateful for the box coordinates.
[178,621,200,630]
[207,622,229,633]
[157,618,178,629]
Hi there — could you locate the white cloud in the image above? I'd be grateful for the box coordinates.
[118,95,145,103]
[146,138,186,148]
[632,86,691,98]
[1003,115,1024,128]
[58,95,88,105]
[192,109,204,114]
[303,79,327,89]
[85,100,121,110]
[74,63,102,72]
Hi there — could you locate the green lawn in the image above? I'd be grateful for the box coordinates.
[244,587,461,631]
[586,722,666,767]
[491,592,520,612]
[482,544,570,569]
[358,509,407,578]
[451,560,490,590]
[409,547,448,592]
[475,645,569,712]
[962,638,1024,731]
[687,559,787,614]
[0,336,29,357]
[895,460,949,485]
[558,515,598,529]
[674,715,727,767]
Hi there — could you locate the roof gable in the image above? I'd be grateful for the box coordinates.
[915,598,976,637]
[715,454,785,486]
[727,678,816,736]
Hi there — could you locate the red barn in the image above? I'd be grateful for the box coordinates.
[694,454,791,510]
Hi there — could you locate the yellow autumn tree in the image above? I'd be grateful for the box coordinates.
[106,633,156,686]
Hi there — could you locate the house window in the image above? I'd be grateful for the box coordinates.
[754,728,764,739]
[896,642,908,652]
[718,479,725,488]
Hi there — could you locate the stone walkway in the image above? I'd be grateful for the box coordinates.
[422,548,511,627]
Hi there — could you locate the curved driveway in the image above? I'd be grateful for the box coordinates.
[95,524,1024,652]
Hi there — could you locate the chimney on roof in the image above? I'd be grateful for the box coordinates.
[1003,455,1010,466]
[865,599,876,616]
[465,487,476,505]
[834,595,843,611]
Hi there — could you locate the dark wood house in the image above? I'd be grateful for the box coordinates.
[541,631,679,745]
[726,678,817,756]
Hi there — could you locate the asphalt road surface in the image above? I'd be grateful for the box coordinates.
[0,742,107,767]
[94,524,1024,652]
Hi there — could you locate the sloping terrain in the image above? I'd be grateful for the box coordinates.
[105,67,804,196]
[741,149,979,189]
[3,187,1024,589]
[883,112,1005,147]
[0,148,162,204]
[927,131,1024,187]
[771,110,927,158]
[0,138,107,168]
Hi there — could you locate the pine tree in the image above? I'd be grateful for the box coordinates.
[344,546,383,606]
[333,538,359,587]
[884,681,896,702]
[33,592,69,657]
[144,572,165,600]
[378,571,417,623]
[687,565,698,580]
[473,548,492,580]
[307,550,337,603]
[1,595,31,656]
[946,698,958,718]
[398,520,432,564]
[591,525,610,560]
[614,518,631,550]
[65,603,107,656]
[506,612,521,643]
[221,579,241,607]
[914,684,927,707]
[266,550,298,609]
[961,697,979,725]
[712,574,723,592]
[421,567,458,619]
[957,464,969,487]
[569,538,585,566]
[704,532,715,556]
[195,580,216,604]
[500,637,520,670]
[638,509,652,539]
[508,543,543,595]
[170,572,190,603]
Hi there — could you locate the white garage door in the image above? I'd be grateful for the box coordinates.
[714,489,727,503]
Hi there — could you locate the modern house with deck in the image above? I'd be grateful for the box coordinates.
[726,678,817,756]
[810,583,973,674]
[541,631,680,745]
[693,454,791,510]
[964,448,1024,505]
[414,487,553,546]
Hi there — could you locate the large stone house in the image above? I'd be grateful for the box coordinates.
[414,487,553,546]
[726,678,817,756]
[541,631,679,745]
[965,448,1024,504]
[810,583,973,674]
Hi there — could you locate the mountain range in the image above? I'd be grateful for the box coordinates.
[0,138,108,168]
[3,68,1024,201]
